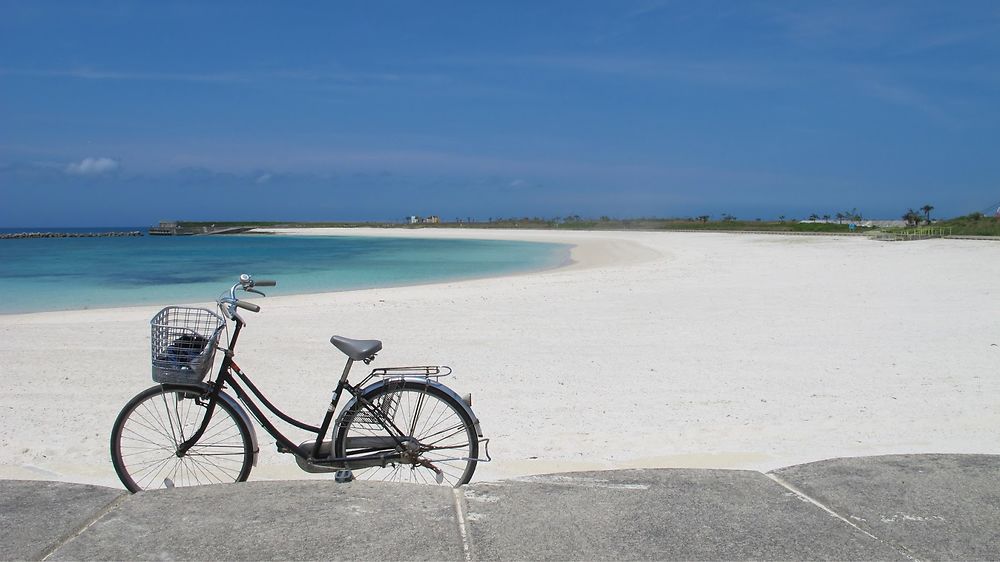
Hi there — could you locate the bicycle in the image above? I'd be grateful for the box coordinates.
[110,274,490,492]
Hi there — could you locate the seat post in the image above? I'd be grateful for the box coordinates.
[339,359,354,383]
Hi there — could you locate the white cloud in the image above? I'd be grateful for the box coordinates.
[66,157,120,175]
[255,173,272,184]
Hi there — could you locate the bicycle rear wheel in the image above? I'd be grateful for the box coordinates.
[110,385,253,492]
[334,381,479,486]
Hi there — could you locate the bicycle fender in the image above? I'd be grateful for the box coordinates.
[173,383,261,467]
[336,377,484,438]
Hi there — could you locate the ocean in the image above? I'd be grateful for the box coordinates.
[0,229,569,314]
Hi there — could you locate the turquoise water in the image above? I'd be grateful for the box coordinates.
[0,233,569,314]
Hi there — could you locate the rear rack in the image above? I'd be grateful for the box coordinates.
[369,365,453,379]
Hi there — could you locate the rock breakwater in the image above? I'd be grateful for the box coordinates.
[0,231,143,239]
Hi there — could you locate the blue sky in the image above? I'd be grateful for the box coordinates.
[2,1,999,226]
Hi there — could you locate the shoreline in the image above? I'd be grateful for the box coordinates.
[256,226,664,272]
[0,229,583,317]
[2,229,999,489]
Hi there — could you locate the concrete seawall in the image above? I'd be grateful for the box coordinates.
[3,454,997,561]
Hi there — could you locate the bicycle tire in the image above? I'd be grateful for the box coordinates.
[110,384,254,492]
[333,380,479,486]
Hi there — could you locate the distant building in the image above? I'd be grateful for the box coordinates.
[407,215,440,224]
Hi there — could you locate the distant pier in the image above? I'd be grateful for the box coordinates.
[148,221,255,236]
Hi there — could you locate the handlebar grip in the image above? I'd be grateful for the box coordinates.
[254,280,277,287]
[235,300,261,313]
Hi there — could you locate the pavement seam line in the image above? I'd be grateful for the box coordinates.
[452,488,473,562]
[765,473,920,562]
[39,492,129,562]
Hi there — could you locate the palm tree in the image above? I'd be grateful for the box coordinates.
[903,208,922,227]
[921,204,934,224]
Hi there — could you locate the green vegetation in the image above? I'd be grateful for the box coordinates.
[181,217,863,233]
[927,213,1000,236]
[884,201,1000,236]
[177,210,1000,237]
[902,208,923,227]
[439,214,866,233]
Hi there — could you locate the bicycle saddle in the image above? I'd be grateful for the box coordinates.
[330,336,383,360]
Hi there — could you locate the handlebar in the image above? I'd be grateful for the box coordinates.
[219,274,278,319]
[235,300,261,313]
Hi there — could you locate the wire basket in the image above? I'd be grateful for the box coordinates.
[150,306,226,384]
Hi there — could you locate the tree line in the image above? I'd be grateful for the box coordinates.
[902,205,934,227]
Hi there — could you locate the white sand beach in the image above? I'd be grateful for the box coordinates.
[1,229,998,489]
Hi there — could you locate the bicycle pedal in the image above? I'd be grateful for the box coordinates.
[334,470,354,483]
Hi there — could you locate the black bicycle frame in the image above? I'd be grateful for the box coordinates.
[176,316,411,469]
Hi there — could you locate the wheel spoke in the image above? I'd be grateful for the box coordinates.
[336,384,477,487]
[112,387,252,492]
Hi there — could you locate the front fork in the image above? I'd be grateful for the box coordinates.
[175,343,240,458]
[175,384,221,457]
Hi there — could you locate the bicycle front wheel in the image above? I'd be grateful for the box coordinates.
[334,381,479,486]
[110,385,254,492]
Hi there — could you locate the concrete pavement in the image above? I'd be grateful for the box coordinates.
[2,454,998,561]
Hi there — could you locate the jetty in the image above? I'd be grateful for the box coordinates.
[148,221,255,236]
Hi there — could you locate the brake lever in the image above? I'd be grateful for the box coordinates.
[246,288,266,297]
